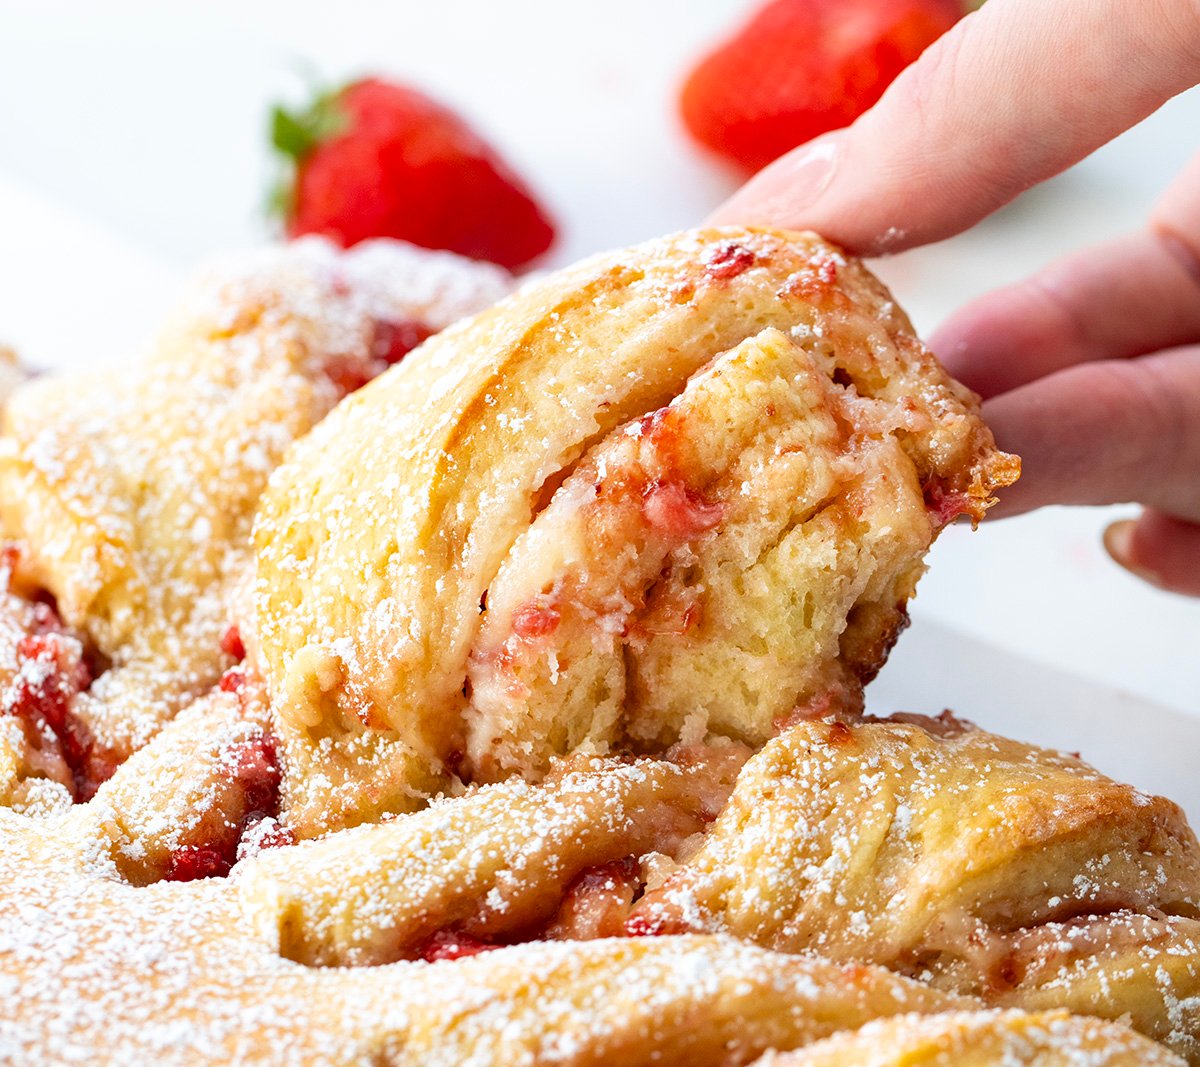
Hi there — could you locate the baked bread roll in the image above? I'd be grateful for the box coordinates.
[0,794,974,1067]
[72,680,280,885]
[238,746,747,966]
[0,238,508,796]
[627,714,1200,1059]
[945,911,1200,1061]
[253,228,1017,832]
[0,553,92,810]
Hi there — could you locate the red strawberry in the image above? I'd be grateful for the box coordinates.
[680,0,965,173]
[271,78,555,270]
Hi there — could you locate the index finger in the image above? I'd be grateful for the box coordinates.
[711,0,1200,255]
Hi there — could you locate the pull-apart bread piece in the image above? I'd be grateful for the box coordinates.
[3,795,974,1066]
[252,227,1017,832]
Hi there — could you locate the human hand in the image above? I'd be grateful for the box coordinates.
[711,0,1200,594]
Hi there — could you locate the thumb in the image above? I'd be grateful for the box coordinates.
[712,0,1200,255]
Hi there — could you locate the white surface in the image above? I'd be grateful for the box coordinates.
[0,1,1196,725]
[0,175,180,367]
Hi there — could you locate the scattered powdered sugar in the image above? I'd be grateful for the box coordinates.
[0,804,965,1064]
[757,1009,1187,1065]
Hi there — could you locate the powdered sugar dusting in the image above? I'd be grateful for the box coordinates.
[0,802,967,1064]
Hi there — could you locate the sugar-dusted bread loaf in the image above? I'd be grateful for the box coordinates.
[628,714,1200,1059]
[2,232,1196,1066]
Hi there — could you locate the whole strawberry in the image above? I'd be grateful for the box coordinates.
[271,78,555,270]
[680,0,965,173]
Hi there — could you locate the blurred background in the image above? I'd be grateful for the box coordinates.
[0,0,1196,722]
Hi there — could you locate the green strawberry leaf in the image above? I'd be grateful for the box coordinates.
[265,79,352,223]
[271,105,317,160]
[270,84,349,161]
[266,78,352,220]
[308,87,349,141]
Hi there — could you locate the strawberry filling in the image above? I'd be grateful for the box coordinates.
[371,317,434,366]
[634,406,672,440]
[218,667,247,694]
[236,814,296,861]
[511,602,561,640]
[623,905,685,938]
[642,480,724,540]
[703,240,757,280]
[473,599,562,697]
[325,317,436,394]
[772,686,862,732]
[3,628,105,799]
[166,845,231,883]
[164,730,286,882]
[11,633,92,735]
[548,857,642,940]
[220,624,246,661]
[923,478,974,525]
[226,733,285,815]
[628,586,703,641]
[419,929,499,962]
[778,255,842,302]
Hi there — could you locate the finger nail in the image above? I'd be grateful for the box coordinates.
[708,133,841,227]
[1103,519,1165,587]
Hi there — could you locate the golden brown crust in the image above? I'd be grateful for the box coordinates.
[756,1010,1187,1066]
[630,718,1200,951]
[2,711,1188,1063]
[2,790,970,1064]
[956,912,1200,1060]
[241,753,740,966]
[626,716,1200,1060]
[465,327,933,774]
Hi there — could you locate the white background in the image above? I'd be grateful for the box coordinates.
[0,1,1196,741]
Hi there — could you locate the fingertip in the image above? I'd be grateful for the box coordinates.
[706,133,843,235]
[1103,518,1163,585]
[1103,511,1200,598]
[931,272,1091,400]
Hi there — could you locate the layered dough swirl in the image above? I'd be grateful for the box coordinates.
[253,228,1017,833]
[4,230,1196,1066]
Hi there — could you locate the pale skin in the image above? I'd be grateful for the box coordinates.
[712,0,1200,595]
